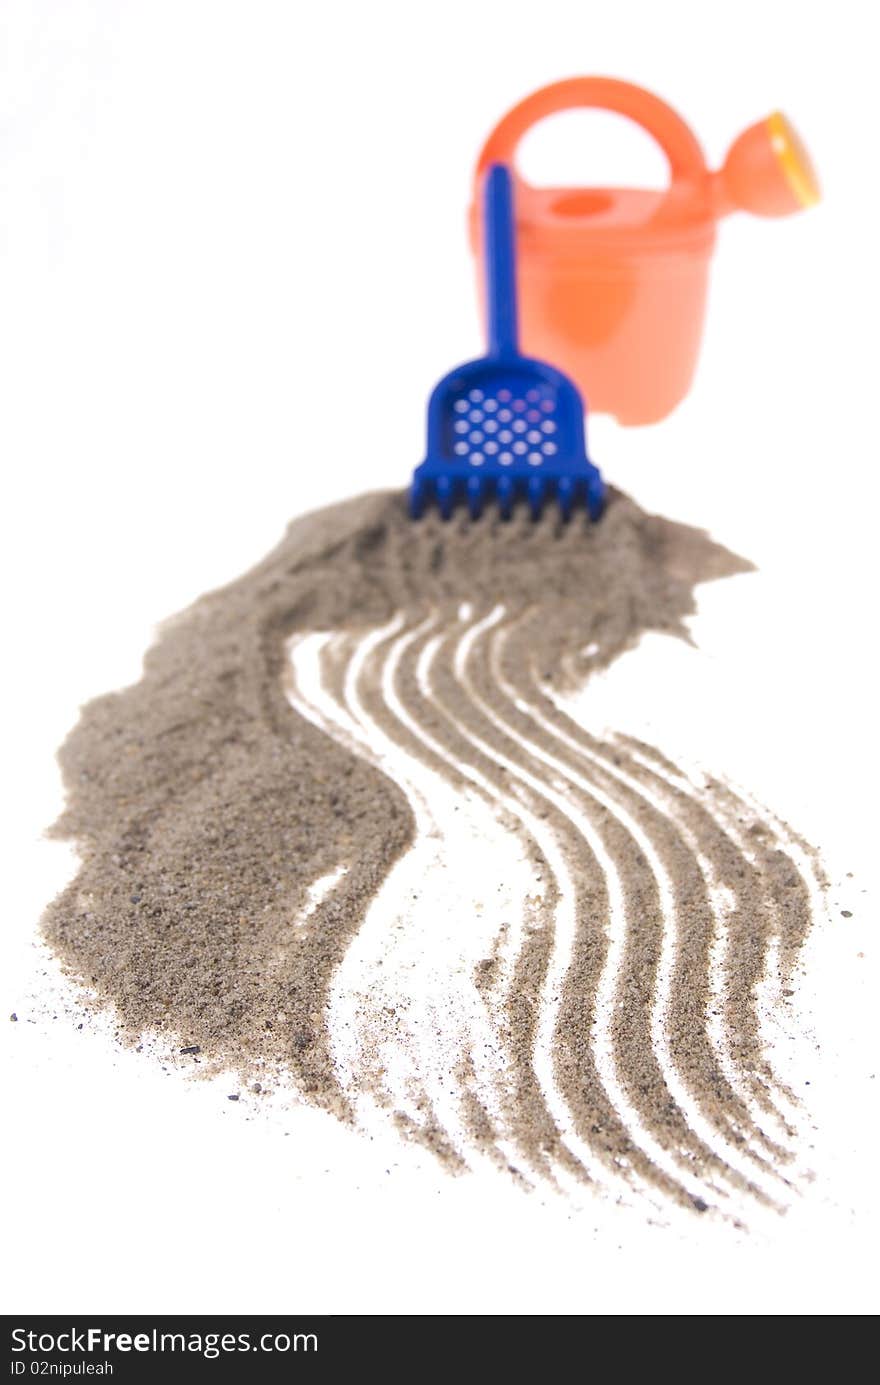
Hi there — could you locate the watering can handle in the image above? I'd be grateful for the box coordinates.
[476,77,708,186]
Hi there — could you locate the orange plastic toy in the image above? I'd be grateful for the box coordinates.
[471,78,820,425]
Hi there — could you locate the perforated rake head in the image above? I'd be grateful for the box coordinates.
[410,164,605,522]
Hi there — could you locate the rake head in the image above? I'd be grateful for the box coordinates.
[410,363,605,521]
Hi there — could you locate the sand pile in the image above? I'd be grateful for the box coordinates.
[43,489,819,1213]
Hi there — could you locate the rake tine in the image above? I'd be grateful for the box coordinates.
[527,473,545,520]
[497,474,515,520]
[466,474,484,520]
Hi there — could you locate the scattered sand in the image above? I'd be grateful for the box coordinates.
[43,489,820,1213]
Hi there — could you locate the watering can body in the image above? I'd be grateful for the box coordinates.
[470,79,819,426]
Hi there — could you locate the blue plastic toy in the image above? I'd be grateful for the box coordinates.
[410,163,605,521]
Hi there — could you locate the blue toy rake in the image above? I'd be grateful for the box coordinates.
[410,163,605,522]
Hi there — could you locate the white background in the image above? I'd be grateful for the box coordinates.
[1,0,878,1315]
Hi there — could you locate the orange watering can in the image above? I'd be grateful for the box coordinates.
[471,78,820,425]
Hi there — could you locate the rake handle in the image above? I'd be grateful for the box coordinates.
[484,163,519,358]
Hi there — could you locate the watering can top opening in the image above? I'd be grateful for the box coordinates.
[471,77,821,258]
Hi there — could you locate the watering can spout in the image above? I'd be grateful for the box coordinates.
[712,112,821,218]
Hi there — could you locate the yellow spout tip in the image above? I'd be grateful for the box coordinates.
[767,111,821,208]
